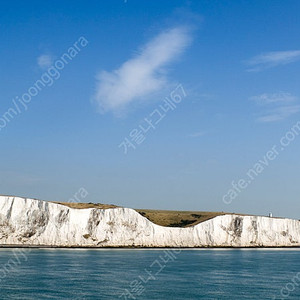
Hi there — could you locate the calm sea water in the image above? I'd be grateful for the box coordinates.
[0,248,299,299]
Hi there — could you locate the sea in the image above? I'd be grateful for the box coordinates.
[0,248,299,299]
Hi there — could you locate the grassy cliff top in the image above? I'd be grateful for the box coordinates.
[135,209,226,227]
[52,202,118,210]
[53,201,226,228]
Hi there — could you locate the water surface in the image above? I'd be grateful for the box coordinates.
[0,248,299,299]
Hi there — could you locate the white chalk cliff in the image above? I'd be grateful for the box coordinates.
[0,196,299,247]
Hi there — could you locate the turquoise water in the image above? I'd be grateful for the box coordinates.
[0,249,299,299]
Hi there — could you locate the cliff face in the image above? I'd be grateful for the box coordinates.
[0,196,299,247]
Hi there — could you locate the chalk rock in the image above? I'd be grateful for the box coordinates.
[0,196,299,247]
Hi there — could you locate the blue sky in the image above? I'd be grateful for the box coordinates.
[1,0,300,218]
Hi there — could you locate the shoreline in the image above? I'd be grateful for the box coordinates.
[1,245,300,249]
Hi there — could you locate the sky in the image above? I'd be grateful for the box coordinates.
[1,0,300,219]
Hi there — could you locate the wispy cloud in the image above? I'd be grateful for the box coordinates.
[256,106,300,123]
[188,131,206,138]
[246,50,300,72]
[92,27,192,113]
[251,92,300,122]
[250,92,297,105]
[37,54,54,69]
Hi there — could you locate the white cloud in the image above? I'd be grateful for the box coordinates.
[37,54,54,69]
[246,50,300,71]
[92,27,192,113]
[251,92,300,123]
